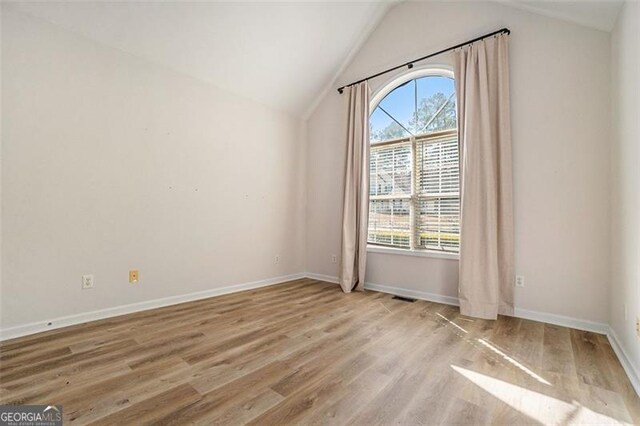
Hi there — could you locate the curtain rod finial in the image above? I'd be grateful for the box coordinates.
[338,88,344,94]
[408,63,414,69]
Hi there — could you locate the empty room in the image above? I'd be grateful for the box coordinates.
[0,0,639,424]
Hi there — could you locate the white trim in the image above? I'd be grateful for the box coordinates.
[305,272,340,284]
[365,281,460,306]
[367,245,459,260]
[306,275,609,334]
[369,67,459,255]
[607,327,640,397]
[0,273,305,342]
[370,65,454,109]
[513,307,609,334]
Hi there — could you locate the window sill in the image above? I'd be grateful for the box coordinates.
[367,245,459,260]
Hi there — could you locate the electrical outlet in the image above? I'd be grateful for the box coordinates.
[82,274,94,289]
[129,270,139,283]
[274,255,280,264]
[515,275,525,288]
[636,317,640,338]
[331,254,337,264]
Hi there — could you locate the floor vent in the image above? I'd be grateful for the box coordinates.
[392,295,416,303]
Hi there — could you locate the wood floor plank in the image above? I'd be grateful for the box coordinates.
[542,323,578,376]
[204,387,284,426]
[570,329,619,392]
[0,278,637,425]
[90,383,201,426]
[441,397,490,425]
[155,360,295,424]
[249,352,378,425]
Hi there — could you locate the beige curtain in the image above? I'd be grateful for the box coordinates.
[340,82,370,293]
[452,34,514,319]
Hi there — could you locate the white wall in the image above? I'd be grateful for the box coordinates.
[0,8,306,330]
[610,0,640,380]
[0,1,624,336]
[306,1,612,323]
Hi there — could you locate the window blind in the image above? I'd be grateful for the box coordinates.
[368,141,411,248]
[368,131,460,253]
[415,133,460,252]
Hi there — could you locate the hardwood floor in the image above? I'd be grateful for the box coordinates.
[1,278,638,425]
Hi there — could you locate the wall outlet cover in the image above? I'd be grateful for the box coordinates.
[82,274,94,289]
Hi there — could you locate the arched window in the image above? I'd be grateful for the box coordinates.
[368,70,459,253]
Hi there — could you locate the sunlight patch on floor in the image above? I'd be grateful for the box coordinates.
[436,313,468,334]
[452,365,629,425]
[477,338,551,385]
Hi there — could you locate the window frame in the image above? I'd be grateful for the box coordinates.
[367,66,460,260]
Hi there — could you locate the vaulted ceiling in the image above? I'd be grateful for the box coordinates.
[8,1,623,118]
[502,0,623,32]
[8,1,392,117]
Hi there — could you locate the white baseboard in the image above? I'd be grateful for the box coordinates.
[305,272,340,284]
[364,282,460,307]
[308,274,609,334]
[0,272,305,342]
[513,307,609,334]
[607,327,640,397]
[370,280,609,334]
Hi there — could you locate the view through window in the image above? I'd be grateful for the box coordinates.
[368,73,460,253]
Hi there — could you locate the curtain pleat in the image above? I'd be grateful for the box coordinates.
[340,82,370,293]
[452,34,514,319]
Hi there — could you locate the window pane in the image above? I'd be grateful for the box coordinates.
[417,197,460,251]
[415,76,457,134]
[370,143,411,196]
[370,107,411,143]
[368,74,460,253]
[368,199,411,248]
[373,80,414,140]
[416,136,459,196]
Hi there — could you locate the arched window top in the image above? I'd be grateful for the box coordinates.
[368,69,460,254]
[370,72,457,143]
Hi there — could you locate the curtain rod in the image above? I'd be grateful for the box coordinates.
[336,27,510,94]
